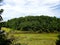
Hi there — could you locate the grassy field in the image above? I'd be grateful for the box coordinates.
[1,27,59,45]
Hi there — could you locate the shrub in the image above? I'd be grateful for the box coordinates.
[56,35,60,45]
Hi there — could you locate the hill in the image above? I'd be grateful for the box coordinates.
[2,15,60,33]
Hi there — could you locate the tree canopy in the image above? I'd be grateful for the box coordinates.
[2,15,60,33]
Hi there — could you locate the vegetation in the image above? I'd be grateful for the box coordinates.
[56,35,60,45]
[0,1,12,45]
[1,0,59,45]
[2,15,60,33]
[0,8,12,45]
[1,27,59,45]
[0,0,3,2]
[0,32,11,45]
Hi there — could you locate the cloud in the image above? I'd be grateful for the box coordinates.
[0,0,60,21]
[51,4,60,17]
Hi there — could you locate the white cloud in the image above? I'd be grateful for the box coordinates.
[0,0,60,21]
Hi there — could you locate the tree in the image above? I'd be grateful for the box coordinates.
[0,0,3,3]
[2,15,60,33]
[56,35,60,45]
[0,9,12,44]
[0,0,4,30]
[0,0,3,6]
[0,9,3,21]
[0,9,4,30]
[0,31,12,45]
[0,0,12,45]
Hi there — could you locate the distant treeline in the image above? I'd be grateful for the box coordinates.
[2,15,60,33]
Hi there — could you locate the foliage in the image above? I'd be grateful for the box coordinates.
[2,15,60,33]
[1,27,59,45]
[56,35,60,45]
[6,32,58,45]
[0,0,3,3]
[0,1,14,45]
[0,30,12,45]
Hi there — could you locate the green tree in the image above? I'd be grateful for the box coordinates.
[0,0,4,30]
[56,35,60,45]
[0,0,12,45]
[0,32,12,45]
[2,15,60,33]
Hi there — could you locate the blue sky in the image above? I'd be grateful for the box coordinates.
[0,0,60,21]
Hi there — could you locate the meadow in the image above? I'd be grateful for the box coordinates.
[1,27,59,45]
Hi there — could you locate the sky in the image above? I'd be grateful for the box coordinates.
[0,0,60,21]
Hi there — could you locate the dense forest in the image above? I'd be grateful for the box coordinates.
[2,15,60,33]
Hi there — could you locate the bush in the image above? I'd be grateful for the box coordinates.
[56,35,60,45]
[0,30,12,45]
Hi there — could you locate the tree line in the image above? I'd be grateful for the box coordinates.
[2,15,60,33]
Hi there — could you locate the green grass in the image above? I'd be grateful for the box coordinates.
[13,34,58,45]
[1,27,59,45]
[1,27,11,32]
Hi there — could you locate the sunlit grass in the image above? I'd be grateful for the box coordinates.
[1,27,11,32]
[1,27,59,45]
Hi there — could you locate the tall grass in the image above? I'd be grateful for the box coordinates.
[1,27,58,45]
